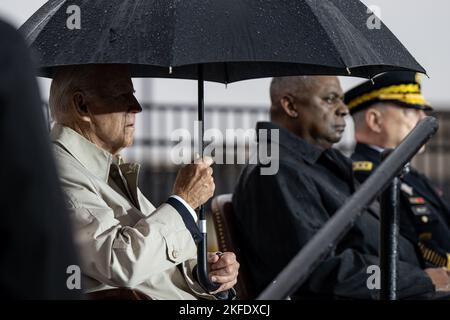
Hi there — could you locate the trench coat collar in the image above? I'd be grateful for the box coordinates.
[256,121,324,164]
[50,124,120,182]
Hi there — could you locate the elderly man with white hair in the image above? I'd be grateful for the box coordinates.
[49,64,239,300]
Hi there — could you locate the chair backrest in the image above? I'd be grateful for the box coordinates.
[211,194,256,300]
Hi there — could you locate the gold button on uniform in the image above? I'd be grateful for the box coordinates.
[421,216,429,223]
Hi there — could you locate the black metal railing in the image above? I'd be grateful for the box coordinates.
[379,149,404,300]
[257,117,439,300]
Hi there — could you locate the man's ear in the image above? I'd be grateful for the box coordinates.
[365,108,383,133]
[280,95,298,118]
[72,92,91,122]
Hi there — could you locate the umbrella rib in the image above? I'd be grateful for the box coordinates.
[223,62,230,84]
[168,0,178,67]
[24,0,66,40]
[302,0,352,70]
[304,0,392,76]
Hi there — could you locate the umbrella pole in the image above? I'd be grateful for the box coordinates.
[196,64,222,294]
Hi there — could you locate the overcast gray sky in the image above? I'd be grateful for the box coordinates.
[1,0,449,109]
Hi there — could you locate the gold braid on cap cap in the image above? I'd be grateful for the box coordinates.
[348,83,429,111]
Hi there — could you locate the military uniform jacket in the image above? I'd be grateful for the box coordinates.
[51,124,215,300]
[352,143,450,268]
[233,122,434,299]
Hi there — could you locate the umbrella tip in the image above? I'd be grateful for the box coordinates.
[169,66,173,74]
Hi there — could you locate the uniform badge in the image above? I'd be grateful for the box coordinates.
[411,205,430,217]
[401,183,413,196]
[353,161,373,171]
[409,197,426,205]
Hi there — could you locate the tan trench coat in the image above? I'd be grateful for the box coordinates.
[51,124,213,300]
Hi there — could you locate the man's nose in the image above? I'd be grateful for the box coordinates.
[129,96,142,113]
[336,100,349,117]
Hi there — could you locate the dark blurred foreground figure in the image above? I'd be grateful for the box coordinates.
[348,72,450,269]
[0,20,81,299]
[233,75,450,299]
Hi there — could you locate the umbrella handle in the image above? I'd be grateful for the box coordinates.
[196,205,229,299]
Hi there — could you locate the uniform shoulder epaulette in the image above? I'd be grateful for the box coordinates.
[352,161,373,172]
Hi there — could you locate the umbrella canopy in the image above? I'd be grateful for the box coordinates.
[21,0,425,82]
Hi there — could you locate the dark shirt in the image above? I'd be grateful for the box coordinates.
[233,122,434,299]
[352,143,450,268]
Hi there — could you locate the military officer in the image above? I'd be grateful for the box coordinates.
[347,71,450,269]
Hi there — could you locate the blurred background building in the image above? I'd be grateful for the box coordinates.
[1,0,450,204]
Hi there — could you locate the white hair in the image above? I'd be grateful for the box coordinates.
[49,65,97,123]
[352,109,367,131]
[352,102,388,131]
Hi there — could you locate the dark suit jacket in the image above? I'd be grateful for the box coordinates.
[0,20,81,299]
[233,122,434,299]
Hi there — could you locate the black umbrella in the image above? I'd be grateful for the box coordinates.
[22,0,425,80]
[20,0,426,295]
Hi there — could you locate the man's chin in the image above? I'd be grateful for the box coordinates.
[125,138,134,148]
[330,133,344,144]
[123,134,135,148]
